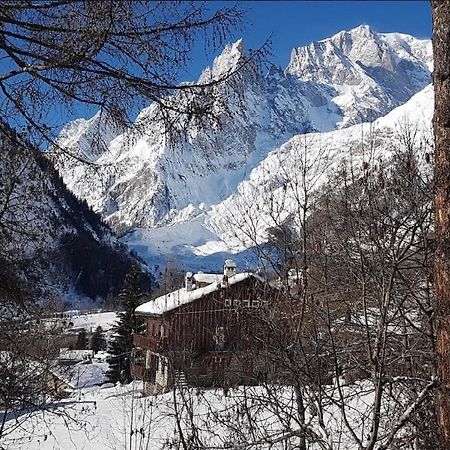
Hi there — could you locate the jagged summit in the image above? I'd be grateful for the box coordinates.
[53,25,433,269]
[211,38,246,75]
[199,38,247,83]
[286,26,431,127]
[55,110,126,162]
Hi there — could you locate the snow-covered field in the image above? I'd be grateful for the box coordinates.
[53,360,109,390]
[2,378,426,450]
[0,382,350,450]
[68,311,118,332]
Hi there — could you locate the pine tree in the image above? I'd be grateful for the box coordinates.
[90,326,106,353]
[106,265,145,384]
[75,329,88,350]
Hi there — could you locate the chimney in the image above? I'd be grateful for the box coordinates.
[287,269,296,285]
[223,259,237,278]
[185,272,193,291]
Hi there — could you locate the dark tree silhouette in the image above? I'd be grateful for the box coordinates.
[90,326,107,353]
[107,265,147,383]
[75,329,88,350]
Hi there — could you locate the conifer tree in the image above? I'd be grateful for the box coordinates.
[90,326,106,353]
[107,265,145,383]
[75,328,88,350]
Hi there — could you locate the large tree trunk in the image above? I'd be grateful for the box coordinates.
[432,0,450,447]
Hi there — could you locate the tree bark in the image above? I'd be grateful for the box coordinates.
[432,0,450,447]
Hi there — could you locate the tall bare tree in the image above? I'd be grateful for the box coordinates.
[0,2,258,444]
[0,1,264,156]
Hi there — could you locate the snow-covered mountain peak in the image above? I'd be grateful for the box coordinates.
[331,25,390,67]
[288,24,432,81]
[335,24,376,41]
[199,38,247,82]
[55,110,126,162]
[285,25,431,128]
[54,26,433,264]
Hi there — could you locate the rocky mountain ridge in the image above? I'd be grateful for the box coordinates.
[53,25,433,271]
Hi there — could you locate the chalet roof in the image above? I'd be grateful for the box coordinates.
[135,272,263,316]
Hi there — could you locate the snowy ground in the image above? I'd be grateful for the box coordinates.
[66,311,119,332]
[122,225,261,275]
[2,378,422,450]
[2,383,179,450]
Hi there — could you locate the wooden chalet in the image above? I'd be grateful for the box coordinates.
[132,260,282,395]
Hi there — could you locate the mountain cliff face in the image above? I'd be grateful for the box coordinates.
[0,125,150,308]
[286,25,431,127]
[206,84,434,251]
[119,82,433,273]
[53,26,433,271]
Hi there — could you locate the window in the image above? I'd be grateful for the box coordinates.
[224,298,232,307]
[214,326,225,350]
[252,300,260,308]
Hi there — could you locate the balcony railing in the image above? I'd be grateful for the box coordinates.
[133,333,167,351]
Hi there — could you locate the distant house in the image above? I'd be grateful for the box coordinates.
[53,349,108,391]
[57,348,94,366]
[132,260,282,395]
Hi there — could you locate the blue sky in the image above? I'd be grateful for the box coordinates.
[10,1,431,131]
[184,1,432,80]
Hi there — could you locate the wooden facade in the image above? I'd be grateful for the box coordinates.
[132,267,281,394]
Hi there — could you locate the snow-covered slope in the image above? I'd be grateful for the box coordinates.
[0,126,149,308]
[54,27,431,231]
[52,26,432,271]
[123,83,433,270]
[56,110,126,162]
[4,380,419,450]
[286,25,431,128]
[206,84,433,249]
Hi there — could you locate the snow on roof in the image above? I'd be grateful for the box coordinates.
[58,349,94,361]
[53,361,109,389]
[224,259,236,267]
[136,272,262,316]
[193,273,223,284]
